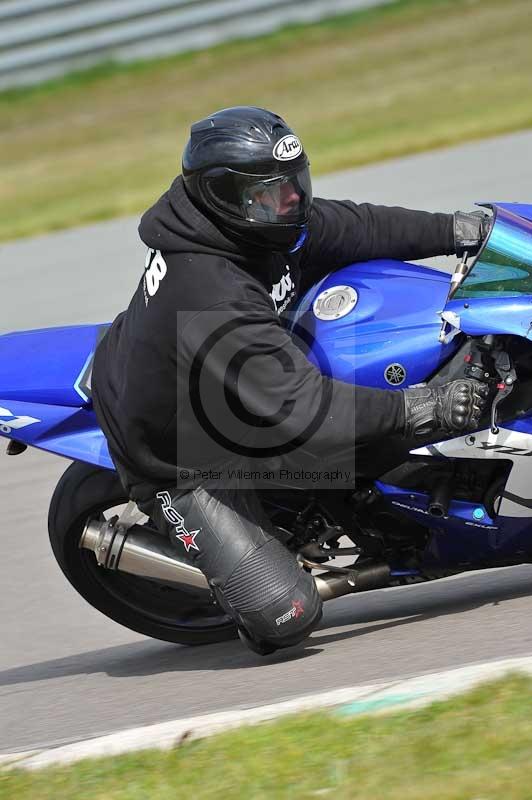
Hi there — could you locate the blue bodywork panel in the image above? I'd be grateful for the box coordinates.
[377,482,532,569]
[0,398,113,468]
[0,324,112,468]
[291,259,459,389]
[0,324,106,406]
[445,296,532,339]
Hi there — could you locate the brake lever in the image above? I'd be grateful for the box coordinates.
[490,378,515,434]
[490,350,516,434]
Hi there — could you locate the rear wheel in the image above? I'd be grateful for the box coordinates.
[48,461,237,645]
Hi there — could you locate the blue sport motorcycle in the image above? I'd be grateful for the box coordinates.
[2,202,532,647]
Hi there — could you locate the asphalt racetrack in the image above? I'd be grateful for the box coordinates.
[2,131,532,754]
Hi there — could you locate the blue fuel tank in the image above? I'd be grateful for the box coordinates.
[290,259,461,389]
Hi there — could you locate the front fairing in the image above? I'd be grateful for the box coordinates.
[444,203,532,339]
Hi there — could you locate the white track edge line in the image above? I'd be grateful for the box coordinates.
[3,654,532,771]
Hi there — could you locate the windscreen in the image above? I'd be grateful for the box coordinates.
[455,206,532,299]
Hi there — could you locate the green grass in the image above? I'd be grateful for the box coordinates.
[2,0,532,242]
[3,673,532,799]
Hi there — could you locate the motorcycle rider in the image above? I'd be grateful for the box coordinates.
[92,106,489,654]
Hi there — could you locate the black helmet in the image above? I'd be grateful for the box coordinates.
[182,106,312,252]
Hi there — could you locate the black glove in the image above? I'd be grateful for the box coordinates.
[454,210,491,257]
[403,379,489,438]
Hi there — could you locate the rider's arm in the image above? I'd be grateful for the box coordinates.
[299,198,454,288]
[180,291,405,465]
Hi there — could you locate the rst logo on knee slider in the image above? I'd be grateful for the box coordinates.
[275,600,304,626]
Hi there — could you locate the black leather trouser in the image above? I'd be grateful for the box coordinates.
[146,476,322,650]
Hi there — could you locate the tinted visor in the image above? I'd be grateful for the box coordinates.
[203,166,312,226]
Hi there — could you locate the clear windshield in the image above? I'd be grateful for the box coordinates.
[455,206,532,299]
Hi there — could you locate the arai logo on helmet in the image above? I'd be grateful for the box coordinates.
[273,135,302,161]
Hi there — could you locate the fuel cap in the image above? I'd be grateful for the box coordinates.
[313,285,358,321]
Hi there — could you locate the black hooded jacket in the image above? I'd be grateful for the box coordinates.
[92,177,455,500]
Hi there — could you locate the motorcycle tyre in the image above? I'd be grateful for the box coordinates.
[48,461,238,646]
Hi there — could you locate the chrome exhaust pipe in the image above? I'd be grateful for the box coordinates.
[80,519,391,602]
[314,563,390,601]
[80,518,211,598]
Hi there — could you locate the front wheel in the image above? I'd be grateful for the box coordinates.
[48,461,237,645]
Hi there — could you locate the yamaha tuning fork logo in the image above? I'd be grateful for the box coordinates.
[384,363,407,386]
[272,135,302,161]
